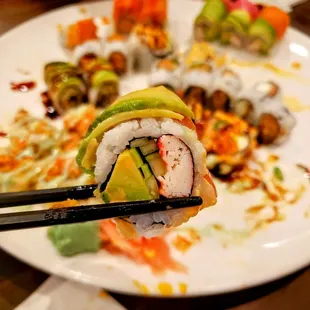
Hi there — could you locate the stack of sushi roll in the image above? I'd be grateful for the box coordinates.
[247,6,290,55]
[220,0,259,48]
[113,0,143,35]
[129,0,173,72]
[193,0,290,55]
[201,111,257,176]
[102,34,132,76]
[77,86,217,237]
[59,17,113,65]
[233,81,296,144]
[78,55,119,108]
[44,62,87,115]
[208,68,242,112]
[194,0,228,42]
[149,57,181,93]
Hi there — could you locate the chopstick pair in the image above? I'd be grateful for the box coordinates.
[0,184,202,232]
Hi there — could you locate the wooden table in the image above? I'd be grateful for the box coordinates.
[1,1,310,309]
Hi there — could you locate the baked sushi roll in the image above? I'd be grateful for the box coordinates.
[102,34,131,76]
[77,86,217,237]
[149,58,181,92]
[113,0,142,35]
[44,62,87,115]
[59,17,113,64]
[233,81,281,123]
[247,6,290,55]
[201,111,257,176]
[220,0,259,47]
[194,0,228,42]
[209,68,242,112]
[256,103,296,145]
[129,24,174,72]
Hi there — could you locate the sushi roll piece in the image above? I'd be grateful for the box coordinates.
[220,0,259,47]
[129,24,174,72]
[88,69,119,108]
[59,17,113,64]
[102,34,131,76]
[149,58,181,92]
[44,62,87,115]
[256,103,296,145]
[201,111,257,176]
[233,81,281,123]
[209,68,242,112]
[76,55,119,108]
[194,0,228,42]
[113,0,143,35]
[247,6,290,55]
[77,86,217,237]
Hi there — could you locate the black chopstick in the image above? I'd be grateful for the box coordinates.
[0,196,202,232]
[0,184,97,208]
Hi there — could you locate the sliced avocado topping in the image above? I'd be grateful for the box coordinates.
[77,109,183,173]
[102,149,153,202]
[91,70,119,87]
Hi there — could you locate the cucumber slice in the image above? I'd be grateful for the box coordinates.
[145,175,159,199]
[141,164,152,178]
[140,140,158,156]
[145,153,167,177]
[130,138,149,148]
[101,191,110,203]
[129,148,144,168]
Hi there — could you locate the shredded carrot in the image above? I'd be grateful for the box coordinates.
[45,158,65,181]
[51,199,79,209]
[0,155,19,172]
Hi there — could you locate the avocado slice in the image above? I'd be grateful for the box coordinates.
[130,148,144,168]
[77,87,191,174]
[141,164,152,178]
[102,149,153,202]
[86,87,194,137]
[91,70,119,87]
[248,18,276,54]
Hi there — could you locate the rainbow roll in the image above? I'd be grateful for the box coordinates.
[77,86,217,237]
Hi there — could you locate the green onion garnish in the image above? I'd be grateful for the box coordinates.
[273,166,284,181]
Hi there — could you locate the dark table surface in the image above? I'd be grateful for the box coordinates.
[1,1,310,309]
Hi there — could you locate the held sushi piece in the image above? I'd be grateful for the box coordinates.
[201,111,257,176]
[149,58,181,92]
[44,62,87,115]
[59,17,113,64]
[247,6,290,54]
[113,0,143,35]
[209,68,242,112]
[220,0,259,47]
[194,0,228,42]
[102,34,131,76]
[233,81,281,123]
[76,86,217,237]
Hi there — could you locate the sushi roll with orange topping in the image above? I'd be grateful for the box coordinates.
[247,6,290,55]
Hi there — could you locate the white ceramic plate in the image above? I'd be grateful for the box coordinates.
[1,0,310,297]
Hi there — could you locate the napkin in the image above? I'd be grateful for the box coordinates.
[15,276,125,310]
